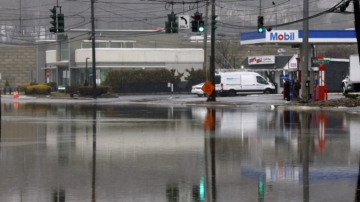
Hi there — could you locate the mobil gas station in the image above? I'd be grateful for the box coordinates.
[240,29,357,100]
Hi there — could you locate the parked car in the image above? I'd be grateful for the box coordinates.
[191,83,206,97]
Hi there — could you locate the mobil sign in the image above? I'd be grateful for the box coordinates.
[266,30,299,43]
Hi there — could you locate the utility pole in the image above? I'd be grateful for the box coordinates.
[354,0,360,59]
[301,0,309,101]
[203,1,209,73]
[19,0,23,43]
[208,0,216,102]
[91,0,97,99]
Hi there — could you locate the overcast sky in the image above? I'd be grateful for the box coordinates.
[0,0,355,44]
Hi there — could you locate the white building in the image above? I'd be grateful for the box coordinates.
[37,30,204,87]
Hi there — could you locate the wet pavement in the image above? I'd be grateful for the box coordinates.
[0,94,360,201]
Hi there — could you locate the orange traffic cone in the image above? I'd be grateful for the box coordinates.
[13,90,19,98]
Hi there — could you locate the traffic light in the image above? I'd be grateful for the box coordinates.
[258,178,264,202]
[49,6,57,33]
[57,14,64,33]
[165,21,171,33]
[191,12,202,32]
[170,12,178,33]
[165,12,178,34]
[172,20,178,33]
[192,178,205,202]
[198,20,205,32]
[258,16,264,33]
[191,20,198,32]
[166,184,179,202]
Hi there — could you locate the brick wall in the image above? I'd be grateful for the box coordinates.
[0,46,36,89]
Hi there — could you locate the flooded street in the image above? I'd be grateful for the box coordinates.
[1,101,360,202]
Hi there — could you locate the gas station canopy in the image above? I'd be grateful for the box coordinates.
[240,30,357,45]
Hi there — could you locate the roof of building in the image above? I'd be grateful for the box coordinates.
[241,30,357,45]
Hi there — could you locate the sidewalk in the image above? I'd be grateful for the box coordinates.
[1,93,359,112]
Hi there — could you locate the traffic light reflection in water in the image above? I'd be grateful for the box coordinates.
[0,102,359,201]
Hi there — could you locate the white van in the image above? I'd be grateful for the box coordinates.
[217,71,275,96]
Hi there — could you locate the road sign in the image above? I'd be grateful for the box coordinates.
[201,81,215,96]
[178,15,189,29]
[46,70,50,77]
[313,59,330,64]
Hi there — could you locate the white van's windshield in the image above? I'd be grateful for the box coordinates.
[256,76,268,85]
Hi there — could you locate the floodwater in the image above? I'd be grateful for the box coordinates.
[1,102,360,202]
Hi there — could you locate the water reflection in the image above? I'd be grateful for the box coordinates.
[92,105,97,202]
[0,102,359,201]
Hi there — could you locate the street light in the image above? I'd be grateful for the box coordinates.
[85,57,90,86]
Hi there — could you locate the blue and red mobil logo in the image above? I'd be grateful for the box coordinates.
[269,32,295,41]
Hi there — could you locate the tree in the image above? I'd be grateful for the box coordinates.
[184,68,206,91]
[215,39,244,69]
[321,45,355,58]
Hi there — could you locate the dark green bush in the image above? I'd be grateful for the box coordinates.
[103,69,183,93]
[66,84,80,94]
[184,68,207,91]
[19,84,30,92]
[78,86,109,96]
[25,84,51,95]
[47,82,57,90]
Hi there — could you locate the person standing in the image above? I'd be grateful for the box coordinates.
[284,79,291,103]
[293,79,301,101]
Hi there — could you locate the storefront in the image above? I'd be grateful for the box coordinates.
[240,54,299,94]
[240,29,356,94]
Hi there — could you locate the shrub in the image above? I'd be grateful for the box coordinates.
[4,80,10,86]
[78,86,109,96]
[66,84,80,95]
[184,68,207,91]
[47,82,57,91]
[103,69,183,92]
[19,84,30,92]
[25,84,51,95]
[47,82,57,87]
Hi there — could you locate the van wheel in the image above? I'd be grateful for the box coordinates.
[264,89,271,94]
[342,86,348,95]
[228,90,236,97]
[197,94,204,97]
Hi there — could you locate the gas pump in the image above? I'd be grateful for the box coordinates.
[312,57,328,101]
[317,63,328,100]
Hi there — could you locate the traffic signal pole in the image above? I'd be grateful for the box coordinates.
[203,1,209,72]
[208,0,216,102]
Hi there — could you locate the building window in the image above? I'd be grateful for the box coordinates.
[124,42,134,48]
[110,42,122,48]
[109,41,135,48]
[82,41,108,49]
[96,42,107,48]
[82,40,136,49]
[60,41,68,61]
